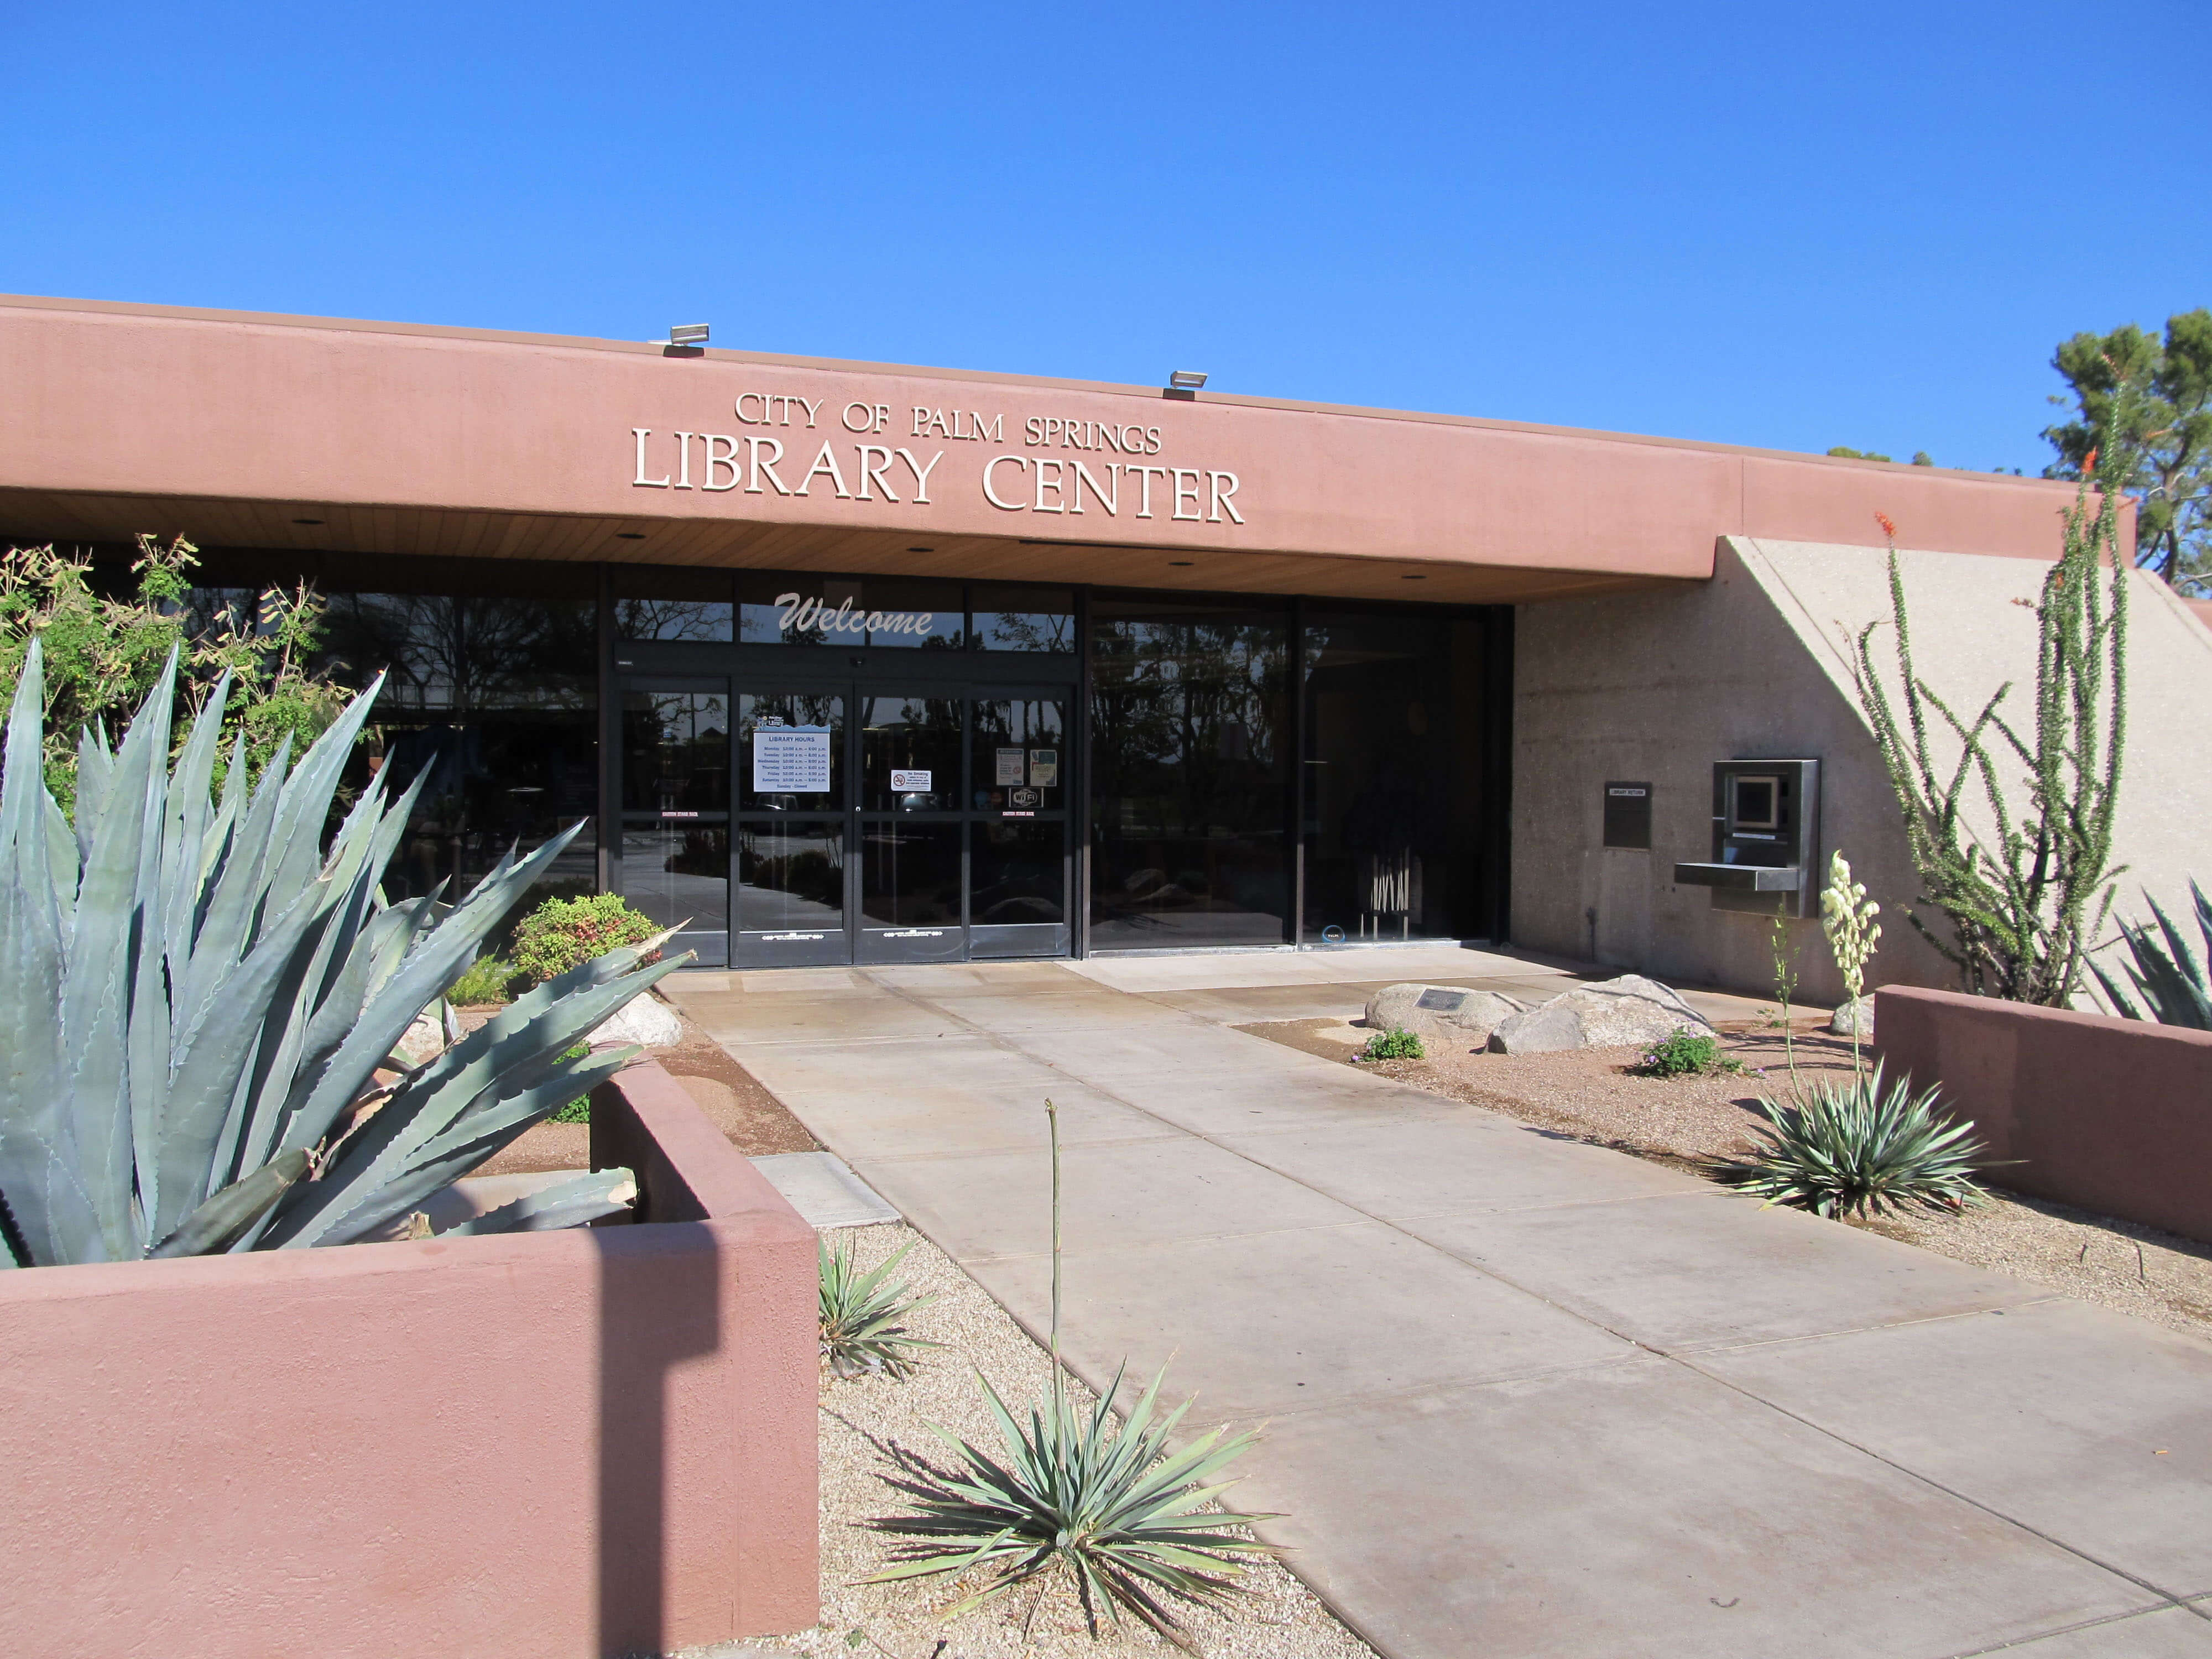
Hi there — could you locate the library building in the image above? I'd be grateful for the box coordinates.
[4,294,2205,1004]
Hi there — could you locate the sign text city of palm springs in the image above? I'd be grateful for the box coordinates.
[628,390,1245,524]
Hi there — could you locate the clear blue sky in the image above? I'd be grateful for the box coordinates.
[4,2,2204,474]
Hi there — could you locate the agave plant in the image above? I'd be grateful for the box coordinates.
[2091,882,2211,1029]
[865,1100,1277,1646]
[1711,1063,1989,1220]
[819,1234,939,1380]
[0,638,682,1268]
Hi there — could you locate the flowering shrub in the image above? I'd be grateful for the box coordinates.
[511,893,664,985]
[1360,1027,1426,1061]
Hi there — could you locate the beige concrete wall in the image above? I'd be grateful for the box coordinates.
[1511,536,2212,1006]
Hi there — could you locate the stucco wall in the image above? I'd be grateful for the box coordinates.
[0,1059,819,1659]
[1510,536,2212,1005]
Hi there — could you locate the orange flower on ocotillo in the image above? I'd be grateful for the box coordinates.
[2084,447,2099,474]
[1875,512,1897,539]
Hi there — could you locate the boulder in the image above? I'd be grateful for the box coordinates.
[1485,974,1717,1055]
[587,990,685,1049]
[1830,996,1875,1039]
[1363,983,1528,1048]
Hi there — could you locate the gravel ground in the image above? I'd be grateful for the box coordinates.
[1240,1017,2212,1343]
[771,1224,1378,1659]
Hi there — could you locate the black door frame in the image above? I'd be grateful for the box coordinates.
[608,639,1080,969]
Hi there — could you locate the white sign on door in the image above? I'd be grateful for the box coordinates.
[754,727,832,792]
[891,769,933,791]
[995,746,1026,785]
[1028,749,1058,788]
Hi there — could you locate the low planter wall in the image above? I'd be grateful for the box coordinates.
[1876,985,2212,1244]
[0,1057,818,1659]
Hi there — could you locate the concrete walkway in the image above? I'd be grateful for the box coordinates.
[664,950,2212,1659]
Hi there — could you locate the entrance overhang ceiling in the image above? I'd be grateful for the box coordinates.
[0,295,2087,604]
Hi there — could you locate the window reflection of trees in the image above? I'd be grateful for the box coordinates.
[615,596,730,643]
[316,592,599,905]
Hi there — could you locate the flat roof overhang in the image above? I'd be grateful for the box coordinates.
[0,294,2094,604]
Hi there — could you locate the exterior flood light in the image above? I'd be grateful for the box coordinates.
[1165,368,1207,401]
[669,324,710,346]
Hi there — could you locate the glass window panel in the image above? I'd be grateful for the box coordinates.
[971,821,1065,925]
[613,566,733,642]
[860,823,962,926]
[1087,595,1291,949]
[860,695,962,811]
[973,583,1074,653]
[738,573,964,650]
[737,691,844,810]
[309,588,599,910]
[969,696,1066,813]
[619,825,729,965]
[1301,611,1488,942]
[737,822,846,931]
[621,691,731,816]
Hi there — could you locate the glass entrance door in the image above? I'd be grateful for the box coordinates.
[734,687,849,968]
[619,683,732,967]
[618,674,1071,969]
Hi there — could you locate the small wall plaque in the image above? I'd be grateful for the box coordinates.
[1603,782,1652,850]
[1415,988,1469,1013]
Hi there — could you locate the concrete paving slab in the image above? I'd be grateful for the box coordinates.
[1215,1113,1707,1217]
[893,989,1195,1032]
[1089,1062,1477,1135]
[962,1220,1635,1417]
[1394,1187,2048,1351]
[773,1078,1179,1162]
[1227,1357,2154,1659]
[847,1134,1366,1262]
[1985,1606,2212,1655]
[677,955,2212,1659]
[1057,944,1541,993]
[745,1151,900,1229]
[719,1034,1042,1095]
[1009,1020,1327,1079]
[666,988,954,1046]
[1695,1299,2212,1596]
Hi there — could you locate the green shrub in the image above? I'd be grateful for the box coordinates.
[1710,1063,1989,1219]
[512,893,663,985]
[818,1235,938,1380]
[1360,1026,1425,1061]
[445,954,517,1006]
[547,1044,592,1122]
[1634,1029,1745,1078]
[864,1100,1276,1642]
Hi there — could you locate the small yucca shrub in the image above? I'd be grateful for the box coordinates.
[1712,1063,1989,1219]
[865,1100,1279,1645]
[820,1234,939,1380]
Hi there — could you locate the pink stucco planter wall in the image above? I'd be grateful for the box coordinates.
[1876,986,2212,1244]
[0,1058,819,1659]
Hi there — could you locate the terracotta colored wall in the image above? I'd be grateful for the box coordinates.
[0,1059,818,1659]
[0,295,2089,580]
[1876,987,2212,1244]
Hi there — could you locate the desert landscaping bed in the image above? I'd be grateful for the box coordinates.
[1239,1017,2212,1342]
[776,1223,1378,1659]
[477,1001,820,1176]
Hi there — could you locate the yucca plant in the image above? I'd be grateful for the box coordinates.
[819,1234,939,1380]
[2091,882,2211,1029]
[1710,1063,1989,1220]
[865,1100,1278,1647]
[0,639,682,1268]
